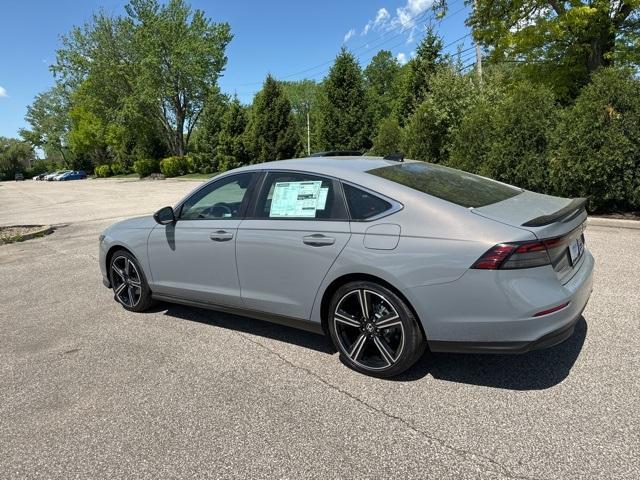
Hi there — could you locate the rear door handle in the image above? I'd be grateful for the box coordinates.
[303,234,335,246]
[210,230,234,242]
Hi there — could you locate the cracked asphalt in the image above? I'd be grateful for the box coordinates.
[1,179,639,479]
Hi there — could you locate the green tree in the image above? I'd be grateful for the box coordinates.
[216,97,250,170]
[67,104,110,168]
[317,48,370,151]
[395,27,445,123]
[192,88,229,161]
[550,68,640,211]
[469,0,640,99]
[126,0,232,155]
[364,50,401,127]
[246,75,299,162]
[20,85,72,165]
[448,80,559,193]
[280,79,320,156]
[53,0,232,157]
[403,64,477,163]
[0,138,35,180]
[370,117,403,156]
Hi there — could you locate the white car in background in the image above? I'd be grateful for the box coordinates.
[44,171,65,181]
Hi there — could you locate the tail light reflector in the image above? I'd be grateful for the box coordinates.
[533,301,570,317]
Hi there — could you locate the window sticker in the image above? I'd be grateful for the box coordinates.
[316,187,329,210]
[269,181,323,217]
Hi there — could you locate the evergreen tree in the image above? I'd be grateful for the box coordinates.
[370,118,402,156]
[395,27,444,124]
[317,48,370,151]
[216,97,250,170]
[403,65,478,163]
[246,75,299,162]
[364,50,401,127]
[192,89,229,159]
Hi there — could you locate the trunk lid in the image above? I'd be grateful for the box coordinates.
[472,191,588,283]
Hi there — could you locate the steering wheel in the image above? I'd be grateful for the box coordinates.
[199,202,232,219]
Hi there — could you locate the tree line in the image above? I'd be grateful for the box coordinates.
[2,0,639,213]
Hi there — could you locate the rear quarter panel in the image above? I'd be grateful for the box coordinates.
[309,193,537,325]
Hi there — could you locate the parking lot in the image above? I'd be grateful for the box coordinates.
[1,178,639,479]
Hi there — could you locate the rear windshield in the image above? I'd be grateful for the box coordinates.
[368,162,521,208]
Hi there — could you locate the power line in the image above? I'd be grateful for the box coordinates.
[234,0,468,87]
[289,4,470,84]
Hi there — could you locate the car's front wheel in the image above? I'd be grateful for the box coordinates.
[109,250,155,312]
[327,281,425,378]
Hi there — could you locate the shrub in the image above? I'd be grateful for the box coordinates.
[109,162,125,175]
[550,68,640,212]
[159,156,190,177]
[216,155,240,173]
[133,158,160,178]
[403,65,477,163]
[370,117,402,157]
[188,153,215,174]
[94,164,112,178]
[448,81,558,193]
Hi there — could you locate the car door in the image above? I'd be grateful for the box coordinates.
[147,172,258,307]
[236,171,351,319]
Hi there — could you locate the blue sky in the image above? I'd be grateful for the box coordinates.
[0,0,472,138]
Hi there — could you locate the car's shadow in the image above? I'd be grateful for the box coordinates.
[396,317,588,390]
[153,303,335,354]
[153,303,587,391]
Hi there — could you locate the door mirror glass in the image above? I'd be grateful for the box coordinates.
[154,206,176,225]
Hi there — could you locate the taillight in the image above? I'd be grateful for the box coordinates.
[472,240,552,270]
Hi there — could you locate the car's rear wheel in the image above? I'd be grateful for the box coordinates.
[109,250,155,312]
[327,281,425,378]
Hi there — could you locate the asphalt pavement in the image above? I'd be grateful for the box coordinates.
[1,179,639,479]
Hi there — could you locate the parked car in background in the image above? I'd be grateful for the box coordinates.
[44,171,64,181]
[99,155,594,377]
[32,173,46,181]
[14,173,24,181]
[59,170,87,181]
[51,170,72,181]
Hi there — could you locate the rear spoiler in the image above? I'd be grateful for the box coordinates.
[522,198,588,227]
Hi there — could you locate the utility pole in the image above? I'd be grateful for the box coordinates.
[306,110,311,156]
[474,0,483,81]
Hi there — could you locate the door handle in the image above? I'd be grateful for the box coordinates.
[303,234,335,246]
[210,230,234,242]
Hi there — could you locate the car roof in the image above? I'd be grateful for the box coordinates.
[234,155,418,183]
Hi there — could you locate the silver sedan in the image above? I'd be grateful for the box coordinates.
[99,156,594,377]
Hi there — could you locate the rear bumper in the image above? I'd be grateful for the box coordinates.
[404,249,594,352]
[428,303,586,354]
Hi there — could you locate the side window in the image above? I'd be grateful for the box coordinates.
[343,183,393,220]
[255,172,347,220]
[180,173,254,220]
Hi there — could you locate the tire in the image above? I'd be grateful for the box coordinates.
[108,250,155,312]
[327,281,425,378]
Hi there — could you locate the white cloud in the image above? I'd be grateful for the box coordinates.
[362,8,390,35]
[0,86,7,98]
[343,28,356,43]
[361,1,434,43]
[396,52,408,65]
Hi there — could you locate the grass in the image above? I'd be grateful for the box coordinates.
[89,173,139,180]
[0,225,52,245]
[112,173,139,178]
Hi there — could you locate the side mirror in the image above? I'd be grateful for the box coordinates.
[153,206,176,225]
